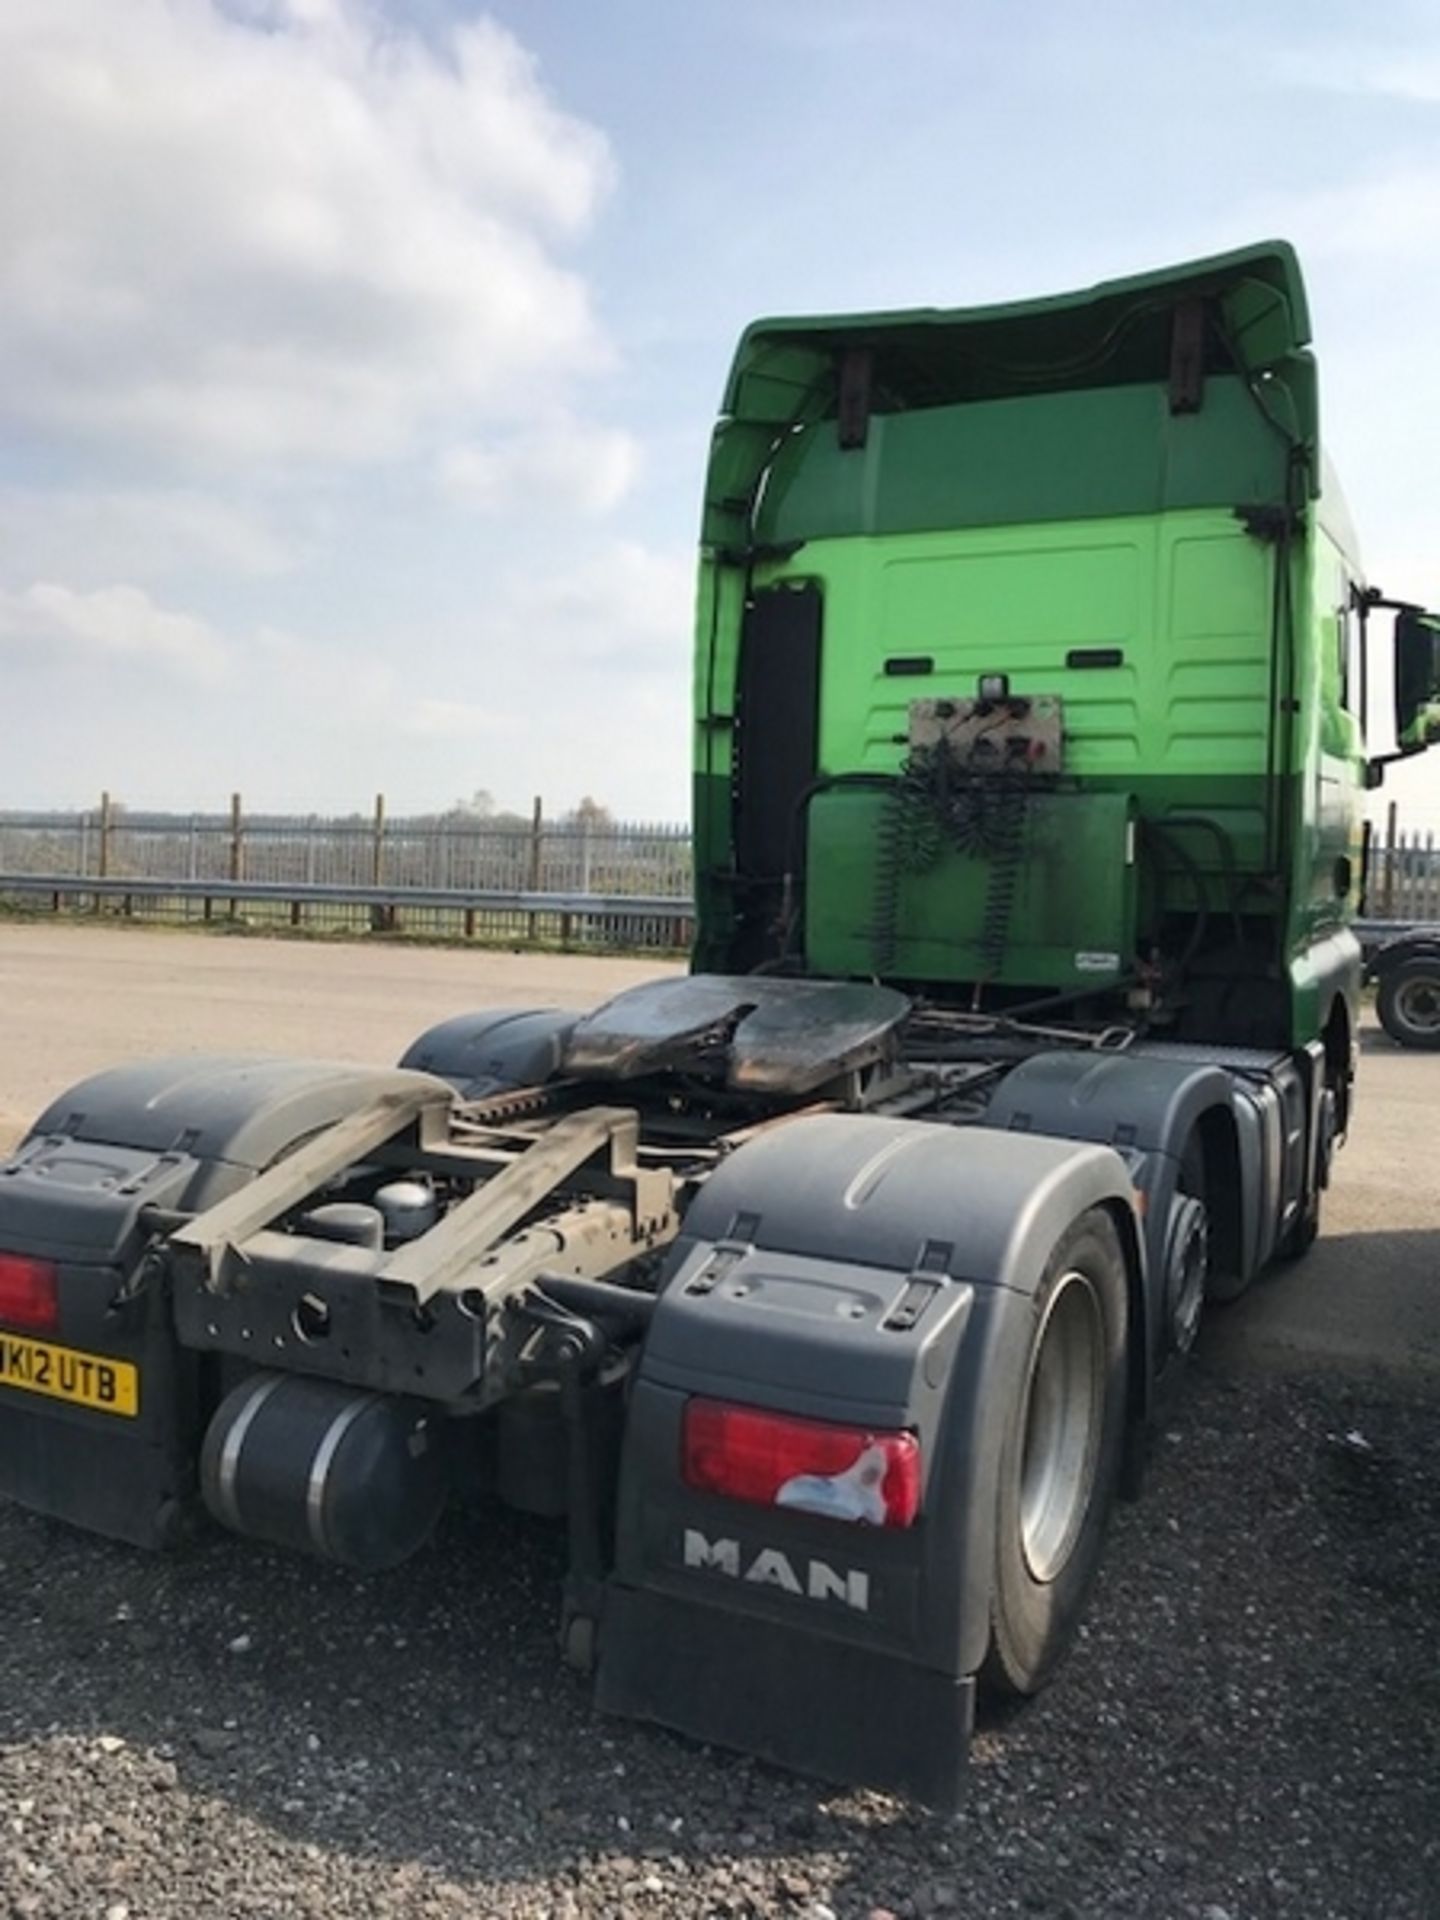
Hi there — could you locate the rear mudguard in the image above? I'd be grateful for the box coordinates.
[1365,931,1440,984]
[0,1056,450,1548]
[598,1112,1141,1809]
[983,1045,1310,1372]
[398,1008,576,1097]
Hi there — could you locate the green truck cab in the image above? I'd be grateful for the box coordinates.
[693,242,1434,1108]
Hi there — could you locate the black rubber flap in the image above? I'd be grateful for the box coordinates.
[598,1584,974,1809]
[734,583,821,884]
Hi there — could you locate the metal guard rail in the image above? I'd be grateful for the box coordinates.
[0,873,693,919]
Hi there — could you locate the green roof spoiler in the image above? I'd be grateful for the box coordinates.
[723,240,1312,430]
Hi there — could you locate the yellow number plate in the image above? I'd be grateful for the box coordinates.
[0,1333,139,1417]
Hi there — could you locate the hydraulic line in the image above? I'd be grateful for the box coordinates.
[755,770,897,973]
[1139,818,1211,971]
[1210,304,1309,903]
[1160,814,1246,952]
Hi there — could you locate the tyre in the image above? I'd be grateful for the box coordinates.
[1178,1126,1244,1308]
[1278,1191,1320,1261]
[1377,955,1440,1050]
[982,1208,1130,1697]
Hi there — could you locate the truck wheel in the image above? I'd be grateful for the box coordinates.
[1178,1129,1242,1308]
[982,1208,1129,1697]
[1277,1078,1336,1262]
[1279,1192,1320,1261]
[1377,956,1440,1050]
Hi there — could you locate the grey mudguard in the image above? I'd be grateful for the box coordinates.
[987,1047,1241,1363]
[987,1044,1306,1324]
[1366,930,1440,982]
[398,1008,577,1097]
[0,1056,450,1548]
[21,1055,451,1203]
[985,1047,1246,1157]
[598,1113,1140,1808]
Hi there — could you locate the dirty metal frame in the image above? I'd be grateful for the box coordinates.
[157,986,1144,1384]
[165,1086,683,1408]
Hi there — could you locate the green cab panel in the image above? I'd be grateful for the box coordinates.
[760,376,1291,546]
[791,509,1276,788]
[806,787,1137,989]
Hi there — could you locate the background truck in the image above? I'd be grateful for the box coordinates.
[1358,918,1440,1048]
[1354,603,1440,1047]
[1,242,1437,1809]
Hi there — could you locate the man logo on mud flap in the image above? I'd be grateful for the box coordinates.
[682,1528,871,1612]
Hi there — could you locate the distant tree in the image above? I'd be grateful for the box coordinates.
[451,788,496,818]
[567,795,613,829]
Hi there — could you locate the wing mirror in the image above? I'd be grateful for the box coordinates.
[1394,609,1440,751]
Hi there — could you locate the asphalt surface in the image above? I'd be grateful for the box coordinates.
[0,922,1436,1919]
[0,924,679,1153]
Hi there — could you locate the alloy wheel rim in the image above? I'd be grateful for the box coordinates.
[1018,1270,1104,1584]
[1396,977,1440,1034]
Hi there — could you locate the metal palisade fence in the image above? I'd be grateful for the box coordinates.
[1366,810,1440,924]
[5,793,1440,948]
[0,794,694,951]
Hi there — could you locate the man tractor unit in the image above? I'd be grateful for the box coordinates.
[1,243,1436,1808]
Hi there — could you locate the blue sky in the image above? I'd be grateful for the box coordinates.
[1,0,1438,825]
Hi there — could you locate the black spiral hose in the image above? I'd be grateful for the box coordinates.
[870,782,909,975]
[977,778,1030,979]
[871,741,1033,979]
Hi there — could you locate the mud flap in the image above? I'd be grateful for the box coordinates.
[599,1586,976,1807]
[0,1135,204,1546]
[597,1114,1140,1806]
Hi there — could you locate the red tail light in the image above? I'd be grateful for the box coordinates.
[0,1253,59,1333]
[682,1398,921,1528]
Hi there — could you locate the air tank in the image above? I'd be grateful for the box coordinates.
[200,1371,447,1570]
[373,1179,439,1245]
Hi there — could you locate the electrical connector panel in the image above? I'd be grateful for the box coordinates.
[907,695,1065,775]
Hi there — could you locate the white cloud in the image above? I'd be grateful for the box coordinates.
[513,541,696,664]
[0,528,690,817]
[0,0,615,464]
[1282,43,1440,105]
[438,417,641,516]
[251,625,517,745]
[232,541,696,810]
[0,6,683,819]
[0,487,294,583]
[403,697,518,739]
[0,581,229,679]
[250,621,391,703]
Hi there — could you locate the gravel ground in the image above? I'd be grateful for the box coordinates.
[1,931,1437,1917]
[1,1362,1435,1920]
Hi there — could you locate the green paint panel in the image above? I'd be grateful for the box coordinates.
[806,788,1137,988]
[761,377,1289,544]
[773,509,1276,791]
